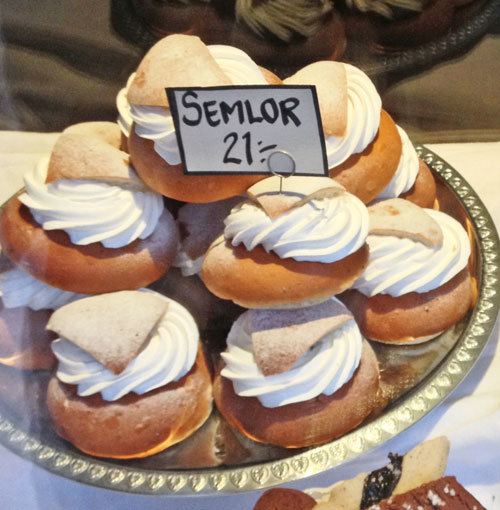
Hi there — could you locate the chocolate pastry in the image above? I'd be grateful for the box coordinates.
[368,476,486,509]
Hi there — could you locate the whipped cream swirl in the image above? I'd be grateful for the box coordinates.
[129,45,267,165]
[324,64,382,169]
[221,308,363,408]
[0,267,86,311]
[19,156,164,249]
[377,126,419,199]
[207,45,268,86]
[116,73,135,138]
[224,194,368,263]
[51,296,199,401]
[353,209,470,297]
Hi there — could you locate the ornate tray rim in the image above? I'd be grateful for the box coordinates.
[360,0,500,77]
[0,145,498,495]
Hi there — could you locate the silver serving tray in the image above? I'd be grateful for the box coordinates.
[0,145,498,494]
[350,0,500,78]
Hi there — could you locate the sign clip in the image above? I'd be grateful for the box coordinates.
[267,150,296,194]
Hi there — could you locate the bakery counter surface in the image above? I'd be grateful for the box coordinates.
[0,133,499,509]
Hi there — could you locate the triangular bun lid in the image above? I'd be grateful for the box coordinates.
[247,176,345,217]
[127,34,232,108]
[47,291,169,374]
[45,132,144,188]
[368,198,443,248]
[249,299,353,376]
[63,121,121,148]
[284,61,347,137]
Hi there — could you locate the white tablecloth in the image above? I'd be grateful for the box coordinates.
[0,133,499,510]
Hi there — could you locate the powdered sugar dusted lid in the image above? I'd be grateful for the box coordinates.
[63,121,121,147]
[221,298,363,407]
[247,175,345,217]
[45,133,143,188]
[47,291,168,374]
[368,198,443,248]
[249,300,353,376]
[284,61,348,137]
[127,34,231,108]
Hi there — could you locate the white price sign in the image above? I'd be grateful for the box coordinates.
[167,85,328,176]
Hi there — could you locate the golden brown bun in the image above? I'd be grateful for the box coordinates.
[128,128,263,203]
[201,238,369,308]
[47,348,213,459]
[330,110,401,203]
[0,197,178,294]
[400,160,437,208]
[340,269,473,343]
[127,70,281,203]
[0,303,56,370]
[253,488,316,510]
[214,340,380,448]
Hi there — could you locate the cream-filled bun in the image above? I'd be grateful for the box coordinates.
[202,176,369,308]
[214,298,381,448]
[126,34,282,203]
[341,199,473,344]
[375,126,436,208]
[0,124,178,294]
[0,254,86,370]
[46,290,212,459]
[283,62,401,203]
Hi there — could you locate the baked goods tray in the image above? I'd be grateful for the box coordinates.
[344,0,500,79]
[0,145,498,495]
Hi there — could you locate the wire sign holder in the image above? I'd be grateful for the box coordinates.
[267,150,297,193]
